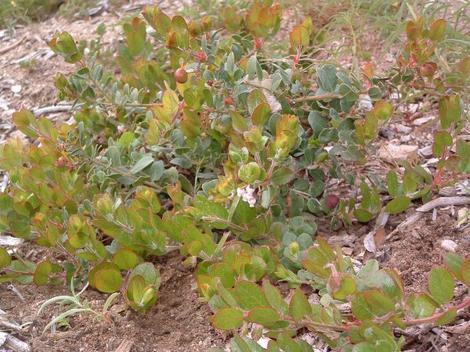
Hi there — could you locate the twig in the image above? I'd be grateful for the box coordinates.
[416,196,470,212]
[0,332,31,352]
[0,37,26,56]
[0,317,22,332]
[404,297,470,326]
[33,105,73,116]
[292,93,342,103]
[7,285,25,302]
[0,235,23,246]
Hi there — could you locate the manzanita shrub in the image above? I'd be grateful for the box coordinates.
[0,2,469,350]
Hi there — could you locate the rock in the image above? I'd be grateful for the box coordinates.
[358,94,373,111]
[440,239,458,252]
[378,143,419,163]
[413,114,435,126]
[10,85,22,94]
[419,145,433,157]
[394,123,412,134]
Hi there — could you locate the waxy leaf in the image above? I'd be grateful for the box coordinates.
[428,267,454,305]
[385,196,410,215]
[247,306,280,327]
[0,248,11,269]
[89,262,123,293]
[439,95,461,129]
[289,289,311,322]
[408,293,437,318]
[232,281,269,310]
[212,308,244,330]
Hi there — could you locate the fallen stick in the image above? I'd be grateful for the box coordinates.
[33,105,73,116]
[386,196,470,240]
[0,235,23,246]
[0,332,31,352]
[416,196,470,212]
[0,36,26,56]
[0,317,22,331]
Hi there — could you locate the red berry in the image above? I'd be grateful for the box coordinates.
[325,194,340,209]
[56,156,68,168]
[207,79,214,86]
[174,68,188,84]
[224,97,234,105]
[195,51,207,63]
[254,38,263,50]
[420,62,437,78]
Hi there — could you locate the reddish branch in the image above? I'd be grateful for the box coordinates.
[404,297,470,326]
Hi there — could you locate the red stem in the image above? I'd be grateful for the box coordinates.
[404,296,470,326]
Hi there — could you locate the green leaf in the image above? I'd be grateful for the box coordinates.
[142,6,171,36]
[89,262,123,293]
[238,162,262,183]
[354,208,373,223]
[432,131,453,157]
[331,274,357,300]
[277,333,303,352]
[232,281,269,310]
[456,140,470,173]
[317,65,337,92]
[113,248,141,270]
[438,95,461,129]
[130,262,159,286]
[428,267,454,305]
[386,171,400,197]
[436,308,457,325]
[33,260,54,285]
[372,101,393,120]
[126,275,157,312]
[308,111,328,137]
[12,110,37,138]
[289,289,311,322]
[444,252,463,281]
[231,111,249,133]
[262,279,288,315]
[130,155,154,174]
[352,294,374,320]
[172,16,189,49]
[408,294,437,318]
[461,259,470,287]
[247,306,280,327]
[429,19,446,41]
[0,248,11,269]
[385,196,410,215]
[212,308,244,330]
[271,167,295,186]
[118,132,135,148]
[123,17,147,56]
[363,289,395,317]
[252,102,271,126]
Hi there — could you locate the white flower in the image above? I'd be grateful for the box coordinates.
[236,185,257,207]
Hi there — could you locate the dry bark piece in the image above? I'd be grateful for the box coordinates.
[0,37,26,55]
[0,332,31,352]
[114,339,134,352]
[378,143,419,163]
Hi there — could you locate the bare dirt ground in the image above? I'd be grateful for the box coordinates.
[0,1,469,351]
[0,252,225,351]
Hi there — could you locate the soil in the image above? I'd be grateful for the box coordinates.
[0,252,225,352]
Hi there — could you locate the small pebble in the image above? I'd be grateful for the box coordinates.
[11,85,22,94]
[441,239,458,252]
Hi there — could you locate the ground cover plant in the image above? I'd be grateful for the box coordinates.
[0,1,469,351]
